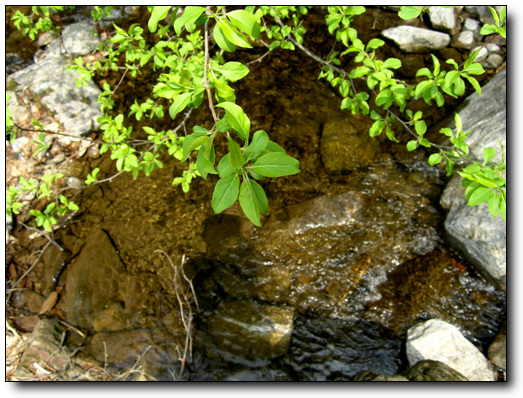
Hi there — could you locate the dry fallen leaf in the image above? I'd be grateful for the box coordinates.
[39,291,58,315]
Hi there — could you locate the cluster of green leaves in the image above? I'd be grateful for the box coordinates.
[181,102,299,225]
[10,6,71,40]
[480,6,507,38]
[6,173,79,233]
[458,143,506,220]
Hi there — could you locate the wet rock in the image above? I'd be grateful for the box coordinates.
[208,301,294,361]
[401,360,469,381]
[381,26,450,52]
[8,57,102,138]
[406,319,495,381]
[428,7,457,35]
[488,322,506,371]
[320,118,381,172]
[440,68,506,290]
[62,23,101,57]
[58,228,127,329]
[282,315,402,381]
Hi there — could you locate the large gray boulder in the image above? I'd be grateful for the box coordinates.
[440,68,506,290]
[406,319,496,381]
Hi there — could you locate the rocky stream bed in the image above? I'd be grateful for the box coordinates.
[5,6,506,381]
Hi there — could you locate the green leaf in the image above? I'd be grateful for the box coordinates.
[398,6,421,20]
[464,62,485,76]
[248,152,300,177]
[428,153,442,166]
[431,54,441,76]
[414,120,427,136]
[213,24,236,52]
[407,140,419,152]
[239,178,267,226]
[382,58,402,69]
[218,153,236,177]
[465,76,482,96]
[169,92,192,119]
[349,66,370,79]
[212,174,240,214]
[148,6,172,33]
[215,101,250,140]
[228,137,245,169]
[182,131,209,161]
[480,24,496,36]
[369,120,385,137]
[366,38,385,50]
[218,18,252,48]
[483,147,497,164]
[174,6,207,36]
[226,9,260,40]
[263,140,286,154]
[245,130,269,162]
[215,61,250,82]
[216,116,233,133]
[487,193,501,218]
[467,186,494,207]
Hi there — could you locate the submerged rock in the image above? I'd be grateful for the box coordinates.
[406,319,495,381]
[488,322,506,371]
[208,301,294,361]
[401,360,469,381]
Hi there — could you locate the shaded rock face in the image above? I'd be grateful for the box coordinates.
[440,68,506,290]
[203,188,440,315]
[406,319,495,381]
[488,322,506,371]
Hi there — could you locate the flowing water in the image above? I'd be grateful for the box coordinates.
[6,7,506,381]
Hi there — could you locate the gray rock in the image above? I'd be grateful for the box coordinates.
[402,360,469,381]
[381,26,450,52]
[439,68,506,289]
[462,18,482,41]
[209,301,294,360]
[470,46,489,62]
[451,30,476,49]
[406,319,495,381]
[67,176,84,190]
[428,7,457,34]
[488,323,506,370]
[62,22,101,57]
[10,136,30,154]
[485,53,505,69]
[9,57,102,137]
